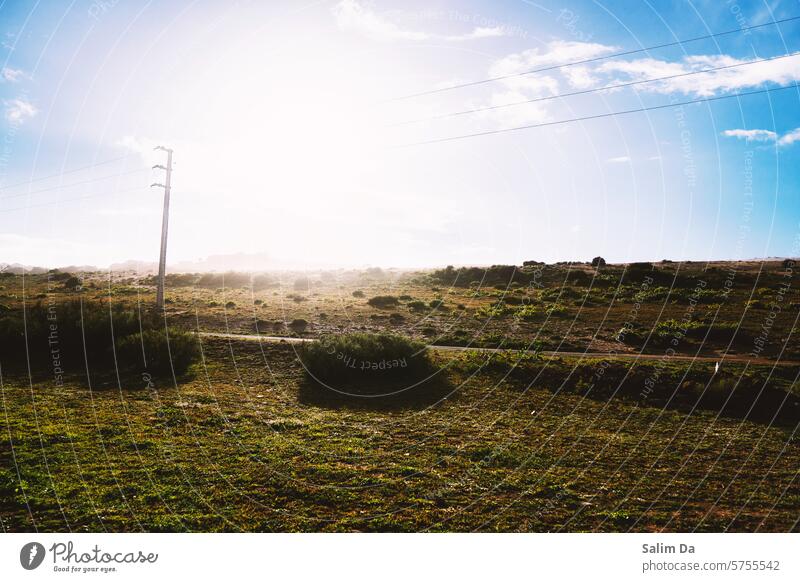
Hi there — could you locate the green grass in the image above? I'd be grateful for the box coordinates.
[0,263,798,532]
[1,338,797,532]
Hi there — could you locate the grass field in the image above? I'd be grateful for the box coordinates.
[1,260,798,532]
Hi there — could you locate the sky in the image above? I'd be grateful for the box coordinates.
[0,0,799,270]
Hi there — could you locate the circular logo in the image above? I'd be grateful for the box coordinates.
[20,542,46,570]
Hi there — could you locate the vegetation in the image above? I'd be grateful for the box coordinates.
[367,295,400,308]
[0,261,797,532]
[299,333,434,385]
[289,318,309,333]
[63,276,82,289]
[0,300,200,380]
[117,329,200,375]
[1,338,796,532]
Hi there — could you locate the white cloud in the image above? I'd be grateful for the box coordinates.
[1,67,25,82]
[447,26,509,41]
[721,127,800,147]
[491,40,619,77]
[777,128,800,146]
[4,98,37,124]
[562,65,599,90]
[332,0,509,42]
[479,90,550,127]
[488,40,616,97]
[607,156,631,163]
[597,52,800,97]
[721,129,778,142]
[333,0,428,41]
[476,41,616,128]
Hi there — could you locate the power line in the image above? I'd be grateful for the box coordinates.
[392,52,800,126]
[385,15,800,102]
[396,84,797,148]
[0,154,137,191]
[0,185,149,213]
[0,167,150,201]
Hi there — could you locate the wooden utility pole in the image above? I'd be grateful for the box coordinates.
[151,146,173,310]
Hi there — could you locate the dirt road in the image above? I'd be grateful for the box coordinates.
[199,332,799,366]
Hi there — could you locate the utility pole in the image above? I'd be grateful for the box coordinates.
[151,146,173,310]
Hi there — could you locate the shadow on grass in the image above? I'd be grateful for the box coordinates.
[297,374,453,411]
[454,353,800,428]
[0,361,195,391]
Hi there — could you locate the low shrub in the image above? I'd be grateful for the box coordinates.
[352,290,365,298]
[591,256,606,267]
[117,329,200,376]
[289,319,308,333]
[407,300,427,312]
[300,333,435,387]
[545,304,568,317]
[367,295,399,308]
[0,300,200,380]
[475,302,515,319]
[515,305,540,320]
[196,272,251,289]
[63,276,82,289]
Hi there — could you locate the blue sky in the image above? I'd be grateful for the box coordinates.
[0,0,798,269]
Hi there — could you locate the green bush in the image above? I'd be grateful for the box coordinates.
[117,329,200,376]
[654,319,738,341]
[289,318,308,332]
[63,276,82,289]
[515,305,539,320]
[407,300,427,312]
[367,295,399,308]
[0,300,201,380]
[196,272,250,289]
[300,333,435,386]
[591,256,606,267]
